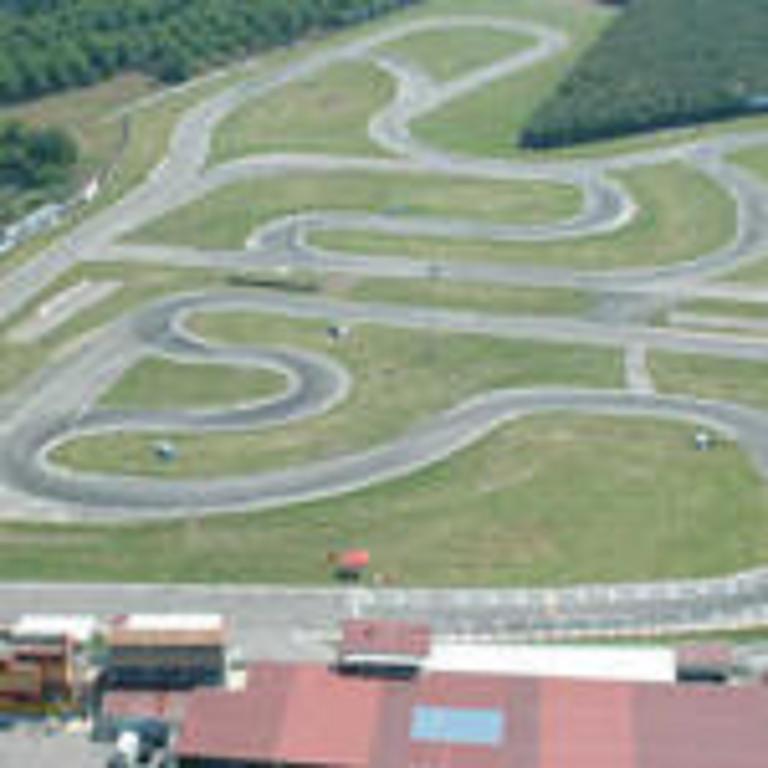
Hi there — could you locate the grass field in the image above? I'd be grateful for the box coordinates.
[651,352,768,412]
[52,310,621,477]
[311,162,736,271]
[103,357,287,411]
[5,415,768,586]
[411,0,613,159]
[329,274,592,316]
[668,298,768,324]
[378,25,534,83]
[211,62,394,164]
[130,171,582,250]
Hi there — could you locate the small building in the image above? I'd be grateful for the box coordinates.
[338,619,431,677]
[0,636,78,714]
[97,689,192,746]
[105,615,227,691]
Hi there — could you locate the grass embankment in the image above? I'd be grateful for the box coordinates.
[379,25,534,83]
[52,309,621,477]
[651,353,768,412]
[4,415,768,586]
[312,162,736,271]
[103,358,288,411]
[211,62,394,163]
[129,172,582,250]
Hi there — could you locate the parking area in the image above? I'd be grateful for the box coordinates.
[0,721,111,768]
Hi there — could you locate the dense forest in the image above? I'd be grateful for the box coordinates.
[521,0,768,149]
[0,0,421,103]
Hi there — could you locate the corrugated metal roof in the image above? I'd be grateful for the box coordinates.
[175,661,768,768]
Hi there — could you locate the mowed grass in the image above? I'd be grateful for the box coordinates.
[651,352,768,411]
[379,26,535,83]
[312,162,736,271]
[668,298,768,324]
[130,171,582,250]
[52,310,622,477]
[102,357,288,411]
[326,274,592,316]
[211,62,394,164]
[4,415,768,586]
[412,0,614,159]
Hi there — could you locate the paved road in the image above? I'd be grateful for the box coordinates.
[2,11,768,632]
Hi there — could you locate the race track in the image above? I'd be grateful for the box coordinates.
[2,10,768,537]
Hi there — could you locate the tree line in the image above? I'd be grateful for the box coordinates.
[0,0,422,103]
[0,121,77,188]
[521,0,768,149]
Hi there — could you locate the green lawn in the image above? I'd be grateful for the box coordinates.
[130,171,582,250]
[211,62,394,164]
[668,298,768,324]
[5,415,768,586]
[312,162,736,271]
[328,274,592,316]
[103,357,287,411]
[412,0,614,159]
[379,25,534,83]
[52,309,621,477]
[651,352,768,412]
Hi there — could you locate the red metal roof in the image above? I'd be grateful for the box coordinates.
[175,662,768,768]
[341,620,432,659]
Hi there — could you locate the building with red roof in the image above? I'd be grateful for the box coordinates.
[175,659,768,768]
[339,619,432,674]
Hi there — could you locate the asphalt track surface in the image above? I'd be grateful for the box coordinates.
[3,12,768,631]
